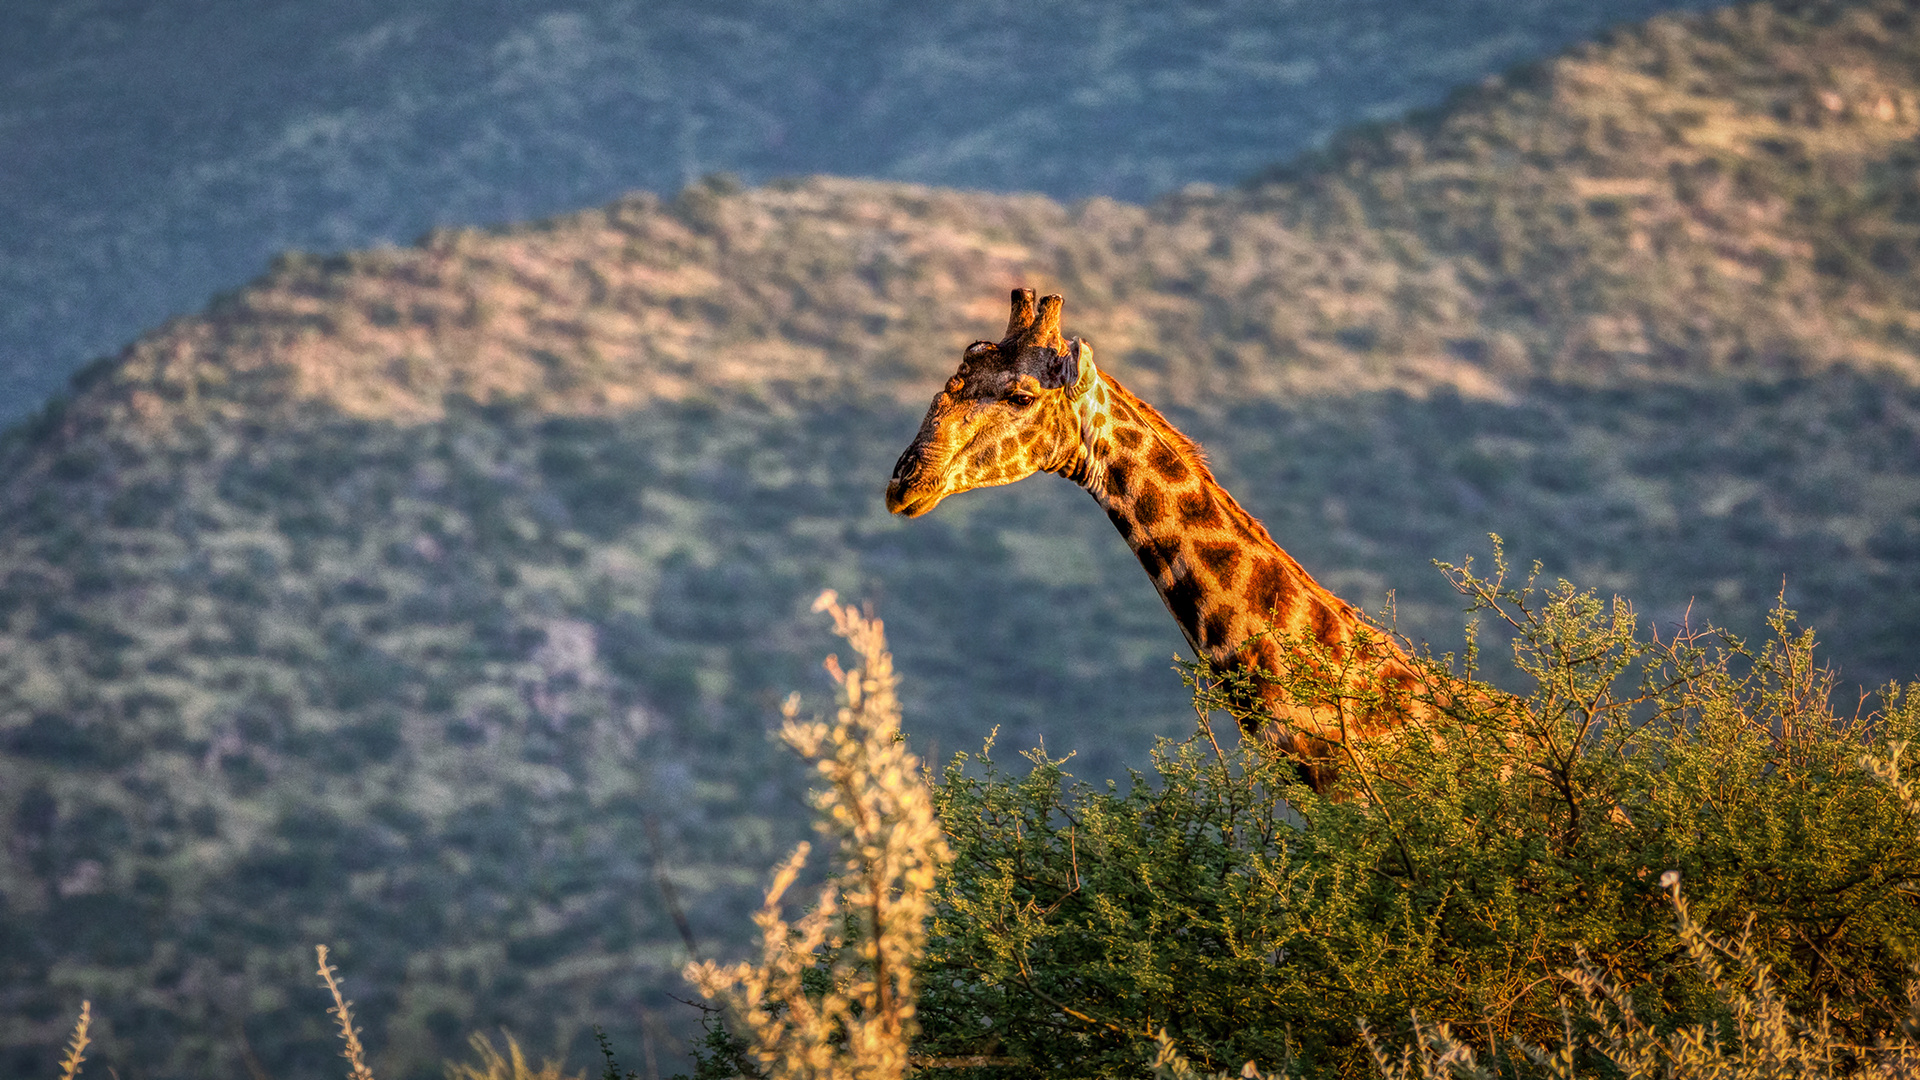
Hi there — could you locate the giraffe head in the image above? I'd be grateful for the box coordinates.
[886,289,1098,517]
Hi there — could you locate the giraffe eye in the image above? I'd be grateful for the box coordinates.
[1005,392,1037,409]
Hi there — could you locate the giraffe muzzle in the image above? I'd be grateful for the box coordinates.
[884,476,941,517]
[887,444,942,516]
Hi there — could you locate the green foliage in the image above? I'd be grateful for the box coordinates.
[917,550,1920,1078]
[657,1013,762,1080]
[1361,862,1920,1080]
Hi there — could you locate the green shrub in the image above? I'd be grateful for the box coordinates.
[1359,855,1920,1080]
[915,546,1920,1078]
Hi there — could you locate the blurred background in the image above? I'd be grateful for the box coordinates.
[18,2,1920,1078]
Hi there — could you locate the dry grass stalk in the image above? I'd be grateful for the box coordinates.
[57,1001,90,1080]
[445,1031,580,1080]
[1531,870,1920,1080]
[1150,1029,1266,1080]
[686,590,950,1080]
[315,945,377,1080]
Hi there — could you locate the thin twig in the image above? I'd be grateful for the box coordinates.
[315,945,376,1080]
[58,1001,91,1080]
[643,813,700,963]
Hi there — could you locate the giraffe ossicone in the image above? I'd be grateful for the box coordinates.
[886,288,1460,791]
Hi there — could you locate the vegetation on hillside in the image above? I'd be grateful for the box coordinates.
[6,1,1920,1075]
[6,0,1711,415]
[1255,0,1920,384]
[34,1,1917,440]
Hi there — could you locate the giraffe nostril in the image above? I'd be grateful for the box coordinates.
[890,446,921,483]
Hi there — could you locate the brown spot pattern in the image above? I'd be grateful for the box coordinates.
[1164,573,1204,641]
[1132,488,1165,525]
[894,312,1448,795]
[1177,490,1220,527]
[1194,541,1241,585]
[1310,602,1345,657]
[1133,539,1166,579]
[1254,639,1279,670]
[1245,559,1286,614]
[1148,441,1189,482]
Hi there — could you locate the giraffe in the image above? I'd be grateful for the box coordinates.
[885,289,1466,791]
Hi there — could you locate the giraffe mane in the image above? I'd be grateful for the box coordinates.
[1101,376,1209,478]
[1100,373,1290,556]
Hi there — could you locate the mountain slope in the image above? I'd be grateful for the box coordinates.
[2,0,1726,418]
[47,0,1920,445]
[1258,0,1920,381]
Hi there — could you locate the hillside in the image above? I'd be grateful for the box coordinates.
[5,1,1920,1077]
[45,0,1920,434]
[2,0,1722,417]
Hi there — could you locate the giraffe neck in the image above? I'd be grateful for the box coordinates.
[1052,369,1358,668]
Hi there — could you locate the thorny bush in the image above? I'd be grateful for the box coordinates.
[914,542,1920,1078]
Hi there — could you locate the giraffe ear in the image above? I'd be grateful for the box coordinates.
[1049,338,1097,397]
